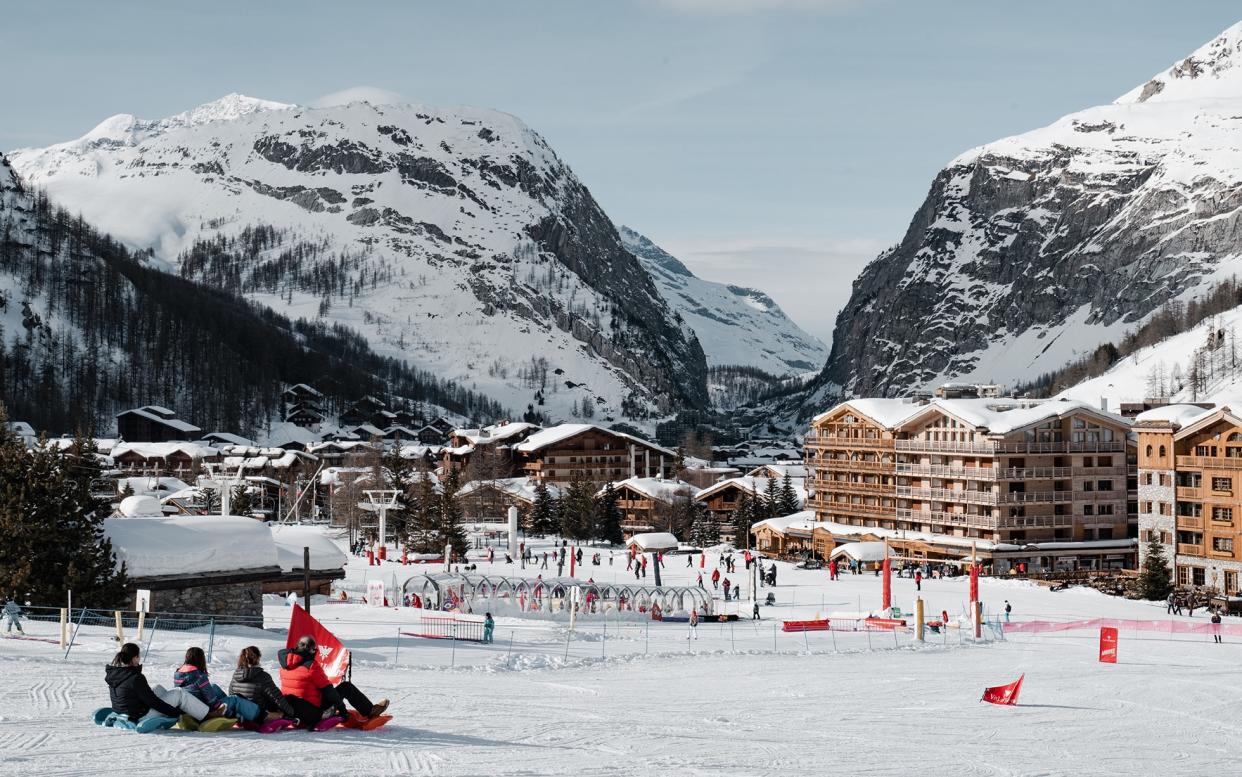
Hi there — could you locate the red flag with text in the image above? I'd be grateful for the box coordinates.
[981,674,1024,706]
[287,604,350,684]
[1098,626,1118,663]
[969,563,980,602]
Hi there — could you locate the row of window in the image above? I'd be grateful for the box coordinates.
[1177,567,1241,592]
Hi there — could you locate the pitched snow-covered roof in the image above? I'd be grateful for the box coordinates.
[815,397,1131,436]
[112,442,219,460]
[453,421,540,446]
[200,431,256,446]
[458,476,555,502]
[626,532,679,551]
[117,406,200,433]
[116,476,192,496]
[695,476,806,505]
[104,515,279,578]
[1171,406,1242,442]
[514,423,674,456]
[602,477,692,503]
[829,541,898,562]
[814,398,922,427]
[1133,404,1217,427]
[746,462,809,479]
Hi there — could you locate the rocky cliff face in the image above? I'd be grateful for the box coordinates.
[10,95,708,420]
[820,21,1242,399]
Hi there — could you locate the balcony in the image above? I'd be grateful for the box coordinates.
[896,486,998,506]
[894,440,1124,454]
[1178,543,1204,556]
[894,508,999,530]
[822,480,889,495]
[1178,516,1204,530]
[1176,455,1242,471]
[806,433,892,449]
[996,514,1075,529]
[895,463,998,479]
[814,459,892,473]
[1176,486,1202,500]
[816,502,894,521]
[999,490,1076,505]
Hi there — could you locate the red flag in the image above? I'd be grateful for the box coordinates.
[881,553,892,610]
[699,553,705,568]
[1098,627,1118,664]
[969,563,980,603]
[287,604,350,684]
[981,674,1024,706]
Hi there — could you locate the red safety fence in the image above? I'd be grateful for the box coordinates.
[1005,618,1231,635]
[782,619,830,632]
[402,615,485,642]
[864,617,908,630]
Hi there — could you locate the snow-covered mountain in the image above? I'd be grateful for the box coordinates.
[619,227,826,374]
[816,20,1242,401]
[10,94,708,422]
[0,152,500,434]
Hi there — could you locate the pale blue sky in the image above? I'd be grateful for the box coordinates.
[3,1,1239,341]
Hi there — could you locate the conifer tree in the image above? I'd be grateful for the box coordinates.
[595,482,624,545]
[764,474,781,517]
[406,470,441,553]
[732,491,756,550]
[0,427,126,606]
[439,470,469,559]
[1138,538,1174,600]
[229,485,253,517]
[688,501,720,547]
[559,471,596,541]
[778,473,800,516]
[529,479,558,537]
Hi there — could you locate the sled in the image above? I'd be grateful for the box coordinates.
[240,718,297,734]
[342,710,392,731]
[313,715,346,732]
[94,707,178,733]
[177,715,239,732]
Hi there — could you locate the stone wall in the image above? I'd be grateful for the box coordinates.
[1137,471,1175,569]
[138,581,264,624]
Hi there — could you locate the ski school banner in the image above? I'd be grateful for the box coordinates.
[1004,618,1241,636]
[288,604,351,684]
[1098,627,1118,663]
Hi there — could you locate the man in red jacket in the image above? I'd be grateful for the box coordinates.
[279,636,389,728]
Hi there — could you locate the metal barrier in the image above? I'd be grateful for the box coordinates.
[403,615,485,642]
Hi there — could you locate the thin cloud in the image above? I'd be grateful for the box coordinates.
[312,86,406,108]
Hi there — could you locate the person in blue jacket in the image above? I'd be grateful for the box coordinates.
[173,646,262,722]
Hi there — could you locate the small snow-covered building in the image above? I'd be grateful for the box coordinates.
[104,514,282,620]
[601,477,693,537]
[626,532,680,553]
[267,525,349,596]
[110,441,221,476]
[458,476,555,526]
[116,405,201,443]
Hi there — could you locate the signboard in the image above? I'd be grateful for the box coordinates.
[1098,626,1118,663]
[367,580,385,608]
[135,589,151,614]
[890,606,902,619]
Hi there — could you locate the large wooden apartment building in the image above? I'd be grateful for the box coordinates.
[805,397,1136,571]
[1135,404,1242,594]
[514,424,676,486]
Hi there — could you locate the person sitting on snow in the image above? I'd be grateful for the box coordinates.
[106,642,210,723]
[279,635,389,729]
[174,647,262,723]
[229,645,298,723]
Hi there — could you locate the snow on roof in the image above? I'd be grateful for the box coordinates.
[829,542,898,562]
[453,421,540,446]
[514,423,674,456]
[1133,404,1217,427]
[284,383,324,397]
[104,515,279,578]
[746,462,809,479]
[116,476,192,495]
[816,397,1131,436]
[458,476,553,501]
[814,398,922,427]
[602,477,692,503]
[200,431,256,446]
[695,476,805,505]
[118,406,200,433]
[259,422,322,447]
[269,526,348,573]
[626,532,679,551]
[112,442,219,460]
[117,495,164,517]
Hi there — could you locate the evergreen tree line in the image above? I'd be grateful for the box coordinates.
[525,475,624,546]
[0,184,505,435]
[0,415,126,607]
[1016,276,1242,397]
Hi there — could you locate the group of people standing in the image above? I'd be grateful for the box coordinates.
[104,636,389,730]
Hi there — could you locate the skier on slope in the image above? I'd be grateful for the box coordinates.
[3,595,24,635]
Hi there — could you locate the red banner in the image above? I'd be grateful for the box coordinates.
[287,604,350,684]
[1098,626,1118,664]
[881,553,892,610]
[981,674,1024,706]
[969,563,980,603]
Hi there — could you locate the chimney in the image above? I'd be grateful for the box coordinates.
[1100,397,1109,413]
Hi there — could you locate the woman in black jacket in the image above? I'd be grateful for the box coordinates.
[106,642,209,722]
[228,645,298,722]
